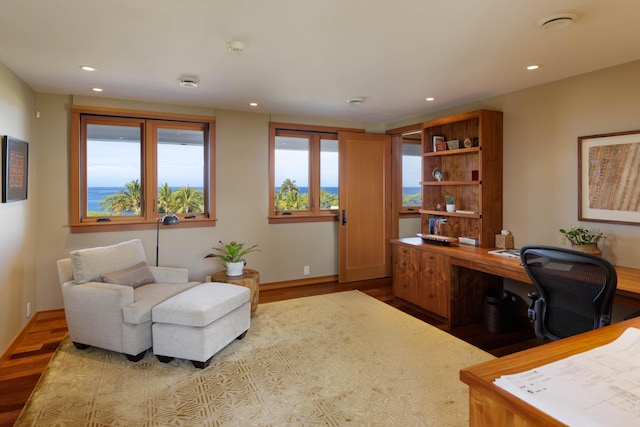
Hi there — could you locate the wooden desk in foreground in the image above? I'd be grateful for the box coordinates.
[460,316,640,426]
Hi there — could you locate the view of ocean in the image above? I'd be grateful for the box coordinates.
[87,186,421,212]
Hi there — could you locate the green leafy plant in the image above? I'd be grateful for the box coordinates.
[559,226,605,245]
[205,241,259,266]
[445,195,455,204]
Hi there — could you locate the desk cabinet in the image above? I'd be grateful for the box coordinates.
[420,251,449,317]
[393,245,420,305]
[392,239,500,327]
[393,243,450,320]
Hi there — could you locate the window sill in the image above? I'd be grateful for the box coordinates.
[399,210,421,218]
[268,214,338,224]
[70,217,218,233]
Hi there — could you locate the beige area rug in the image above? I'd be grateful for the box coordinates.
[15,291,493,426]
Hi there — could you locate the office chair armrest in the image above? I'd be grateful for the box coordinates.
[527,290,539,323]
[598,314,612,328]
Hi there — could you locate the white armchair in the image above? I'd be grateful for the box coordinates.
[57,239,200,361]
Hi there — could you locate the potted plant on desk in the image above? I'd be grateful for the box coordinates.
[559,226,605,256]
[205,240,259,276]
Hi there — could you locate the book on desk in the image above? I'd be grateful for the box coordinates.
[488,248,521,258]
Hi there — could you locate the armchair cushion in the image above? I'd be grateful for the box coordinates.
[101,261,155,288]
[70,239,147,284]
[122,282,199,324]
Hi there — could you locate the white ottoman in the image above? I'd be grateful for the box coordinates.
[152,282,250,368]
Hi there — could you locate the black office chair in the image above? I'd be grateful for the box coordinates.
[520,245,617,341]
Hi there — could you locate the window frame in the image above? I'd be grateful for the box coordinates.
[70,105,216,233]
[389,125,422,219]
[269,122,359,224]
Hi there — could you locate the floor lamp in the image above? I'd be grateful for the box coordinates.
[156,214,179,266]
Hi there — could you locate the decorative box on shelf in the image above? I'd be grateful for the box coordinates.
[433,136,447,152]
[446,139,460,150]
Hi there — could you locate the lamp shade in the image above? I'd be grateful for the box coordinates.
[161,214,179,226]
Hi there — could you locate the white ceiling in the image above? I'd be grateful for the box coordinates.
[2,0,640,124]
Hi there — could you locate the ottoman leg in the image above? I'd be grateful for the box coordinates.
[237,330,248,340]
[126,350,147,362]
[192,356,213,369]
[156,355,174,363]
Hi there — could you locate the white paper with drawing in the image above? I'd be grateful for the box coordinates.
[494,327,640,427]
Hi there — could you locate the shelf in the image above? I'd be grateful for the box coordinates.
[419,209,481,219]
[423,147,480,157]
[420,109,502,248]
[421,180,480,186]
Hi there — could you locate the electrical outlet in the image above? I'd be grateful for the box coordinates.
[205,275,212,283]
[27,302,31,318]
[304,266,310,276]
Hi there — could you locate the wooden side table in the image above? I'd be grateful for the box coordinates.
[211,269,259,317]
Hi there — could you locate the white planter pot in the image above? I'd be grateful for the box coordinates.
[226,261,245,277]
[446,204,456,212]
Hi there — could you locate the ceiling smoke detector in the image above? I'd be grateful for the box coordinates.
[226,40,247,53]
[538,12,578,30]
[347,97,365,105]
[178,77,199,88]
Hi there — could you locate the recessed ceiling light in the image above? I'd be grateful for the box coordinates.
[92,87,103,92]
[347,97,365,105]
[426,97,435,101]
[527,65,540,71]
[249,102,258,107]
[226,41,247,53]
[177,77,199,88]
[81,65,96,72]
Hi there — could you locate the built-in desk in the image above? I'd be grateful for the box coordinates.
[391,237,640,327]
[460,315,640,426]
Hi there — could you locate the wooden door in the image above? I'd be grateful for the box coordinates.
[338,132,392,282]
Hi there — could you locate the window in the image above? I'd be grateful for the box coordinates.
[70,106,216,232]
[390,128,422,218]
[401,140,422,212]
[269,123,341,223]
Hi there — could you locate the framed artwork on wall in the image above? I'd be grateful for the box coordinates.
[2,135,29,203]
[578,130,640,225]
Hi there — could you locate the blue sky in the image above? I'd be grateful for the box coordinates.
[87,141,203,187]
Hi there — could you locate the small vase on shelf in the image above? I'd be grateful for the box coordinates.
[444,195,456,213]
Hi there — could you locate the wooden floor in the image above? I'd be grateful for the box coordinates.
[0,278,544,427]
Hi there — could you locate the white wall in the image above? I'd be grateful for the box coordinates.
[0,61,36,354]
[4,58,640,354]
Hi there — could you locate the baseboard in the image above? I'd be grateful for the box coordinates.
[0,312,39,367]
[261,275,339,291]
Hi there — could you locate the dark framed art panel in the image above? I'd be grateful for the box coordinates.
[2,135,29,203]
[578,130,640,225]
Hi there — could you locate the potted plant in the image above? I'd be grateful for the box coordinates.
[559,226,605,255]
[205,240,259,276]
[445,195,456,212]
